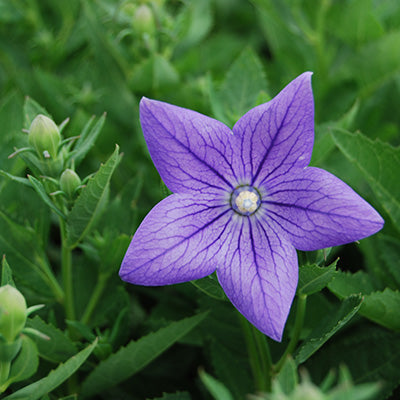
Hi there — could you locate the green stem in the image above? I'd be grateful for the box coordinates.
[275,294,307,373]
[239,314,272,392]
[38,259,64,303]
[81,272,108,325]
[59,218,75,322]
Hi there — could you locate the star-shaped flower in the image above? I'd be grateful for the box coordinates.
[119,72,384,341]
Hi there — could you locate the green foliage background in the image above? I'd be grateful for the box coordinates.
[0,0,400,399]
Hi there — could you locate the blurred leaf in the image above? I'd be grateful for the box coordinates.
[81,313,207,397]
[191,275,227,301]
[276,356,297,395]
[6,335,39,385]
[210,48,268,126]
[199,369,234,400]
[298,262,337,296]
[332,129,400,231]
[23,97,51,130]
[1,255,15,287]
[295,295,363,364]
[68,113,106,167]
[26,316,77,363]
[66,145,122,247]
[3,339,97,400]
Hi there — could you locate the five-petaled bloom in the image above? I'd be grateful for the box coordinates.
[120,72,384,341]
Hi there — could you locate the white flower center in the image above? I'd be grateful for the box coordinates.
[230,186,261,216]
[235,191,259,213]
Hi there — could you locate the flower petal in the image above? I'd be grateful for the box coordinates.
[140,98,237,194]
[216,216,298,341]
[263,167,384,251]
[119,194,233,285]
[231,72,314,186]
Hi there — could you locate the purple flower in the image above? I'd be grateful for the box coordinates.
[119,72,384,341]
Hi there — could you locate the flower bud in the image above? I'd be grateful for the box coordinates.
[60,169,81,198]
[28,114,61,159]
[133,4,155,35]
[0,285,27,343]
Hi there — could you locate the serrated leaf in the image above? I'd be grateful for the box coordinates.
[3,339,97,400]
[328,270,376,299]
[68,113,106,167]
[1,256,15,287]
[23,97,51,130]
[295,295,363,365]
[331,129,400,230]
[199,370,234,400]
[25,316,77,363]
[298,262,337,295]
[276,356,297,395]
[81,313,207,397]
[210,48,268,126]
[66,145,122,247]
[28,175,65,219]
[6,335,39,385]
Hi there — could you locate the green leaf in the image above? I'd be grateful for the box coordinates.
[68,113,106,167]
[66,145,122,247]
[23,97,51,130]
[328,270,376,298]
[0,170,31,187]
[298,262,337,296]
[210,47,268,126]
[81,313,207,397]
[6,335,39,385]
[295,295,363,364]
[361,289,400,331]
[27,175,65,219]
[25,316,77,363]
[3,339,97,400]
[276,356,297,395]
[331,128,400,230]
[1,256,15,287]
[199,369,234,400]
[191,275,227,301]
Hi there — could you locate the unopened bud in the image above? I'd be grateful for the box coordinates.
[133,4,155,35]
[28,114,61,159]
[0,285,27,342]
[60,169,81,198]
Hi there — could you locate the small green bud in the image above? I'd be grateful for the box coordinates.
[133,4,156,35]
[60,169,81,198]
[28,114,61,159]
[0,285,27,343]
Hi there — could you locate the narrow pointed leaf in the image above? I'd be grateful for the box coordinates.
[81,313,207,397]
[295,295,363,364]
[199,370,234,400]
[28,175,65,219]
[332,128,400,230]
[1,256,15,287]
[0,170,31,187]
[68,113,106,167]
[66,145,122,247]
[3,339,97,400]
[276,356,297,395]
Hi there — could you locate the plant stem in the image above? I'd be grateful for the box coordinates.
[275,294,307,373]
[59,218,75,322]
[239,314,273,392]
[81,272,108,325]
[38,259,64,303]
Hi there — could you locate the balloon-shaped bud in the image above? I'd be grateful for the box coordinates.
[28,114,61,159]
[133,4,155,35]
[60,169,82,198]
[0,285,27,343]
